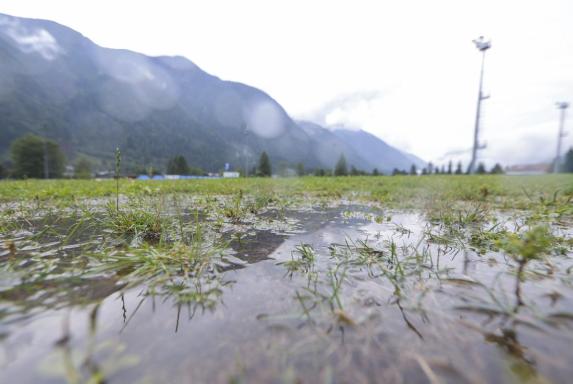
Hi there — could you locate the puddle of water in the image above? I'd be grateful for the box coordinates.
[1,203,572,383]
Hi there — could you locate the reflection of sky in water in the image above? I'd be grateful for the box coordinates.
[2,207,573,383]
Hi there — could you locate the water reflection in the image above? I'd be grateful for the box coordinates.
[1,204,572,383]
[41,303,140,383]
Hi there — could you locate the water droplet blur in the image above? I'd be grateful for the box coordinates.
[244,100,286,139]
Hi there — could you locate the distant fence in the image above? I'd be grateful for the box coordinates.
[136,175,222,181]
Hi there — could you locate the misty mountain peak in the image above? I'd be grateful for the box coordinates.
[0,12,424,173]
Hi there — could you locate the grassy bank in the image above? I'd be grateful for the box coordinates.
[0,175,572,209]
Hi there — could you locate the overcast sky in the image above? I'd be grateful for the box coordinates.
[2,0,572,166]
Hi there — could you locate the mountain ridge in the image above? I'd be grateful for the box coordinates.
[297,121,425,172]
[0,12,424,174]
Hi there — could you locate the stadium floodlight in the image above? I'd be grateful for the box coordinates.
[472,36,491,51]
[468,36,492,174]
[554,101,569,173]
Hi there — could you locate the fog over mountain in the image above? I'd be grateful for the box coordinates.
[298,121,425,172]
[0,13,424,173]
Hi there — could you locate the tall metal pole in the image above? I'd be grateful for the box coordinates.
[469,36,491,174]
[554,102,569,173]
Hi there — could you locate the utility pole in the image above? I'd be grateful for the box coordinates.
[468,36,491,174]
[554,101,569,173]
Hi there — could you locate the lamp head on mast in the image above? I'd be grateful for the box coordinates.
[472,36,491,51]
[556,101,569,110]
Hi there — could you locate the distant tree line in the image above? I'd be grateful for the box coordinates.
[410,160,505,176]
[8,134,66,179]
[316,154,509,177]
[3,134,573,180]
[165,155,205,176]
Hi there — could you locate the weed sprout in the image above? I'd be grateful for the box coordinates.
[497,225,554,309]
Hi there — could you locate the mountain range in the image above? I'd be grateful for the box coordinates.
[0,13,424,174]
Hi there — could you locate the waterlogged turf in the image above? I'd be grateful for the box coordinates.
[1,175,572,383]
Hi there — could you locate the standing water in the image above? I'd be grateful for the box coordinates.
[1,196,573,383]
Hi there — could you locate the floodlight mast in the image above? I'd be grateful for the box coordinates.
[554,101,569,173]
[468,36,491,174]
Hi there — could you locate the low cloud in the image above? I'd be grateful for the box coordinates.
[0,15,63,60]
[301,91,383,130]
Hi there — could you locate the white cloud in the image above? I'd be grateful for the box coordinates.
[301,91,383,130]
[0,15,63,60]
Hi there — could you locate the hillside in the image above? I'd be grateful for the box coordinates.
[0,13,423,173]
[331,128,426,172]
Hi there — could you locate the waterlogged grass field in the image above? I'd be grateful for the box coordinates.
[1,175,573,383]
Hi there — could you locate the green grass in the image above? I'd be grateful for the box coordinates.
[2,174,572,320]
[1,174,572,383]
[0,175,572,209]
[104,203,163,241]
